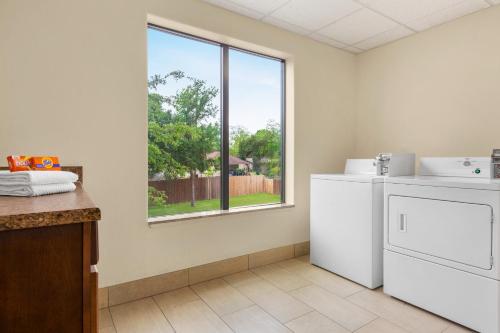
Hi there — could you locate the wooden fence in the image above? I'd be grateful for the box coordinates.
[149,175,281,204]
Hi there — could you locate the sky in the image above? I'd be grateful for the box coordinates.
[147,28,282,133]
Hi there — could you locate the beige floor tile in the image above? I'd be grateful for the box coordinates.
[222,305,292,333]
[347,289,450,333]
[109,298,174,333]
[191,278,254,316]
[99,308,115,332]
[294,242,310,257]
[160,299,233,333]
[252,263,312,291]
[285,311,350,333]
[290,285,377,331]
[225,271,313,323]
[249,245,295,268]
[355,318,408,333]
[278,259,364,297]
[108,269,188,306]
[442,324,475,333]
[189,255,248,285]
[223,271,261,288]
[99,327,117,333]
[153,287,200,315]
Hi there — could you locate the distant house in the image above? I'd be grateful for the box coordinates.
[206,151,253,174]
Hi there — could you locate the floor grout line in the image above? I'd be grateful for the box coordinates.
[191,279,257,318]
[151,295,177,333]
[223,272,312,328]
[287,283,377,333]
[104,307,118,333]
[187,285,237,333]
[351,316,380,333]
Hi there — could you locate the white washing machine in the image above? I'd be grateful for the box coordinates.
[384,157,500,333]
[310,154,415,289]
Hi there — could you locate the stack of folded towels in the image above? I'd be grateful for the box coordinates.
[0,170,79,196]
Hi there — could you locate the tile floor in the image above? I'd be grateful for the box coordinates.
[99,256,474,333]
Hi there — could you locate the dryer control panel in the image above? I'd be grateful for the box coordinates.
[420,157,491,178]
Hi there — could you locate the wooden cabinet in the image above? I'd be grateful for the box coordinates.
[0,174,101,333]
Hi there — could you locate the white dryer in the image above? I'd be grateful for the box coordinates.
[310,154,415,289]
[384,157,500,333]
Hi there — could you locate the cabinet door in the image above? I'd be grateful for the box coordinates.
[388,195,493,269]
[0,224,84,333]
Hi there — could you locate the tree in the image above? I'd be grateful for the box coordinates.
[230,121,281,177]
[229,126,251,157]
[148,71,220,207]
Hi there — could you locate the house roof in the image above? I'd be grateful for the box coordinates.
[207,151,252,166]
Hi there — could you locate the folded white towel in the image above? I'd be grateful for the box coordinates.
[0,170,78,186]
[0,183,77,196]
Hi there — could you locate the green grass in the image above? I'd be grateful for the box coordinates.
[148,192,281,217]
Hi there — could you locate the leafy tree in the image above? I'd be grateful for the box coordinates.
[229,126,251,157]
[230,121,281,178]
[148,71,220,207]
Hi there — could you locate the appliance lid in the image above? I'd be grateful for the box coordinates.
[344,159,376,175]
[385,175,500,190]
[311,173,384,183]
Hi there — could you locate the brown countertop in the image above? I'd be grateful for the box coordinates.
[0,183,101,231]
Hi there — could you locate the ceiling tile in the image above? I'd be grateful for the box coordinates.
[358,0,464,23]
[228,0,291,15]
[270,0,362,31]
[203,0,265,19]
[262,16,312,35]
[317,8,398,45]
[202,0,497,54]
[309,33,347,48]
[355,25,413,50]
[408,0,490,31]
[344,46,364,53]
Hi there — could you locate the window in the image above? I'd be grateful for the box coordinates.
[147,24,285,219]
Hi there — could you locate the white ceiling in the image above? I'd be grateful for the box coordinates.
[202,0,499,53]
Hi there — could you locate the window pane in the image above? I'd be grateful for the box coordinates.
[228,49,283,208]
[147,27,221,217]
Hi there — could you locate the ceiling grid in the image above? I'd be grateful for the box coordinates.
[202,0,497,53]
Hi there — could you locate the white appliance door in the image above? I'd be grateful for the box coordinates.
[388,195,493,270]
[311,178,382,288]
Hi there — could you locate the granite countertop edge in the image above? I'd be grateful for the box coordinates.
[0,183,101,231]
[0,207,101,231]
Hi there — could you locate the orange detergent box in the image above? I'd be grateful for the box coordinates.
[30,156,61,171]
[7,155,32,171]
[6,155,61,171]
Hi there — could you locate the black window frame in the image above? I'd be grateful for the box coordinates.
[148,23,286,212]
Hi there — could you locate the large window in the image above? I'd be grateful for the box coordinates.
[147,24,285,219]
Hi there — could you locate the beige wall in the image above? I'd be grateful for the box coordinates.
[0,0,356,286]
[355,6,500,159]
[4,0,496,288]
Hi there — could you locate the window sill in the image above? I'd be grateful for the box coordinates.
[148,203,294,226]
